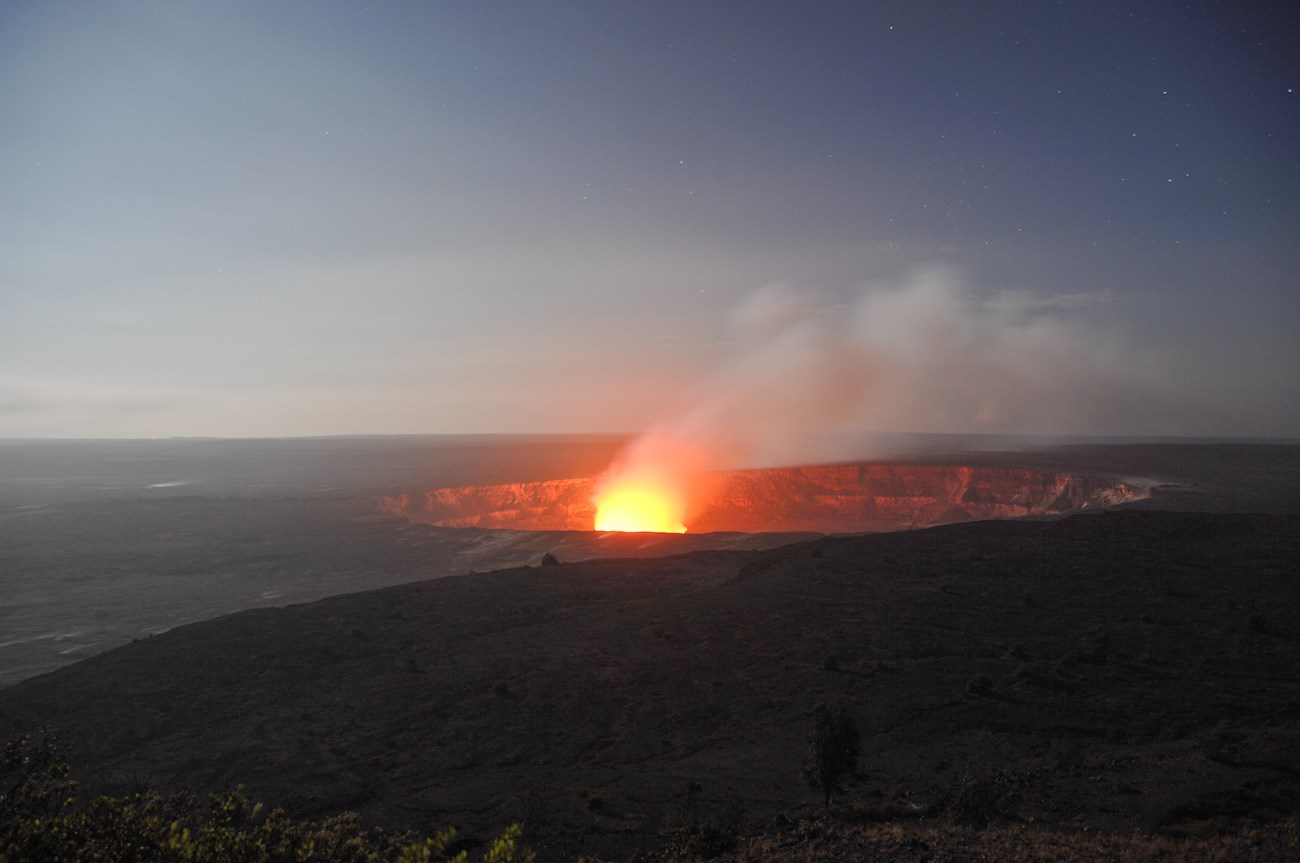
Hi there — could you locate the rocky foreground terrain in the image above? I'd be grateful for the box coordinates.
[1,444,1298,861]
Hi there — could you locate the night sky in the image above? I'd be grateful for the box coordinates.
[2,2,1296,440]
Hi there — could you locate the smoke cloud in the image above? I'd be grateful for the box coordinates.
[601,267,1212,513]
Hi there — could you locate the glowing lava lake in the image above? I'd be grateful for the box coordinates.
[383,463,1146,534]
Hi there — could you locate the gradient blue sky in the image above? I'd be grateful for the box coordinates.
[3,1,1296,439]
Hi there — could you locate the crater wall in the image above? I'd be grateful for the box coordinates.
[382,463,1147,533]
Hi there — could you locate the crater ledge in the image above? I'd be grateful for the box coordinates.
[383,463,1148,534]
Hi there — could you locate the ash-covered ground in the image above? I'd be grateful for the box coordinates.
[1,438,1297,861]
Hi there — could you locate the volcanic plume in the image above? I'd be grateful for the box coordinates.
[589,268,1198,530]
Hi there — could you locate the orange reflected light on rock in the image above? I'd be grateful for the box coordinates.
[593,476,687,533]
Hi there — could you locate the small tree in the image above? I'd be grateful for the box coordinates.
[801,702,860,810]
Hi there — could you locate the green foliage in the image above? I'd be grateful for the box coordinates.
[479,824,534,863]
[0,734,532,863]
[1,730,76,821]
[801,702,860,810]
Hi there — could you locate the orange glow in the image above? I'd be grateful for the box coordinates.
[594,478,687,533]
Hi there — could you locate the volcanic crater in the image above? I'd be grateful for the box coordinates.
[383,463,1147,533]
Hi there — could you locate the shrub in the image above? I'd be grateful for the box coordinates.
[945,769,1024,828]
[801,703,860,810]
[0,733,534,863]
[659,797,744,860]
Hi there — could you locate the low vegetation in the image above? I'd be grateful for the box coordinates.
[0,733,533,863]
[648,816,1300,863]
[6,724,1298,862]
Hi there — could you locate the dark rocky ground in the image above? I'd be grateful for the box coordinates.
[1,443,1298,861]
[0,491,811,688]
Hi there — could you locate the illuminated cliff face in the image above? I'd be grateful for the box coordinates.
[382,464,1147,534]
